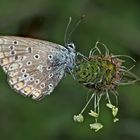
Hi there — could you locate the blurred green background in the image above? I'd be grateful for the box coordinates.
[0,0,140,140]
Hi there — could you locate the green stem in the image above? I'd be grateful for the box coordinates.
[80,93,95,114]
[106,90,111,104]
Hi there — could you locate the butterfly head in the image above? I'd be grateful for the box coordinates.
[66,42,75,50]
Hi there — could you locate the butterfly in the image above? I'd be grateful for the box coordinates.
[0,36,76,100]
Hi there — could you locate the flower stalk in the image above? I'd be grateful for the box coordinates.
[73,41,139,131]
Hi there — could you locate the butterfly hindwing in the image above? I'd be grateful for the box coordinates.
[0,36,67,100]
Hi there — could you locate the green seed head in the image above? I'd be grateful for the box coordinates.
[74,55,123,93]
[73,43,139,94]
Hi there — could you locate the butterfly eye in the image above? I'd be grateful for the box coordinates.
[68,43,75,49]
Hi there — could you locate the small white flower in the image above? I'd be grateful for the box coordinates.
[106,103,118,117]
[88,110,99,118]
[73,114,84,123]
[89,122,103,132]
[113,118,119,123]
[106,103,115,109]
[112,107,118,117]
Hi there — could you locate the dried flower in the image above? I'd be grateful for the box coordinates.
[106,103,115,109]
[89,122,103,132]
[88,110,99,118]
[73,114,84,123]
[113,118,119,123]
[112,107,118,117]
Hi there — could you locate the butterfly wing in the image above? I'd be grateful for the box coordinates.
[0,36,67,100]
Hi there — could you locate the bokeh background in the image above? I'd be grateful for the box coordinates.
[0,0,140,140]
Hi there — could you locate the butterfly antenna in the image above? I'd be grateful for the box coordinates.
[66,15,85,44]
[64,17,72,46]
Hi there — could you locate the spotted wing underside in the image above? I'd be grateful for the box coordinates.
[0,36,66,100]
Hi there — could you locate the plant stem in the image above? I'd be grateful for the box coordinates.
[80,93,95,114]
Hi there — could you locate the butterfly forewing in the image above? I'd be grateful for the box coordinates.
[0,36,67,100]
